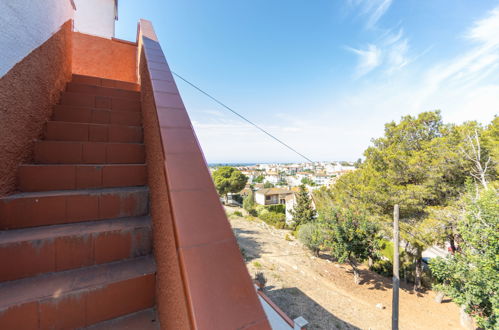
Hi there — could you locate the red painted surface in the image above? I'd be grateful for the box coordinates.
[0,73,157,328]
[0,257,156,328]
[138,19,271,329]
[72,32,138,83]
[140,48,192,329]
[0,20,73,196]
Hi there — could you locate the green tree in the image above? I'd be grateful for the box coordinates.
[263,181,274,188]
[482,116,499,175]
[253,175,264,183]
[354,158,362,168]
[312,186,335,217]
[331,111,475,289]
[321,209,381,284]
[291,185,316,229]
[430,186,499,329]
[301,177,316,186]
[297,222,323,256]
[212,166,248,202]
[243,189,255,212]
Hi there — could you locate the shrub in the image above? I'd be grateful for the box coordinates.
[370,259,393,277]
[297,222,322,256]
[233,211,243,217]
[259,211,286,227]
[255,205,266,216]
[252,261,262,269]
[248,209,258,217]
[266,204,286,214]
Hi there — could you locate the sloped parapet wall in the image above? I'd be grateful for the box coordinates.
[137,19,271,329]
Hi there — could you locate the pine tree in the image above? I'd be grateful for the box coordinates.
[291,185,316,229]
[243,189,255,212]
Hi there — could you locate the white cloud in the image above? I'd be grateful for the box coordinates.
[346,44,382,77]
[347,28,411,77]
[367,0,393,28]
[414,6,499,110]
[188,6,499,163]
[466,7,499,46]
[349,0,393,28]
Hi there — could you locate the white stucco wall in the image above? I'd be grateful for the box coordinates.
[255,192,266,205]
[0,0,74,77]
[74,0,116,38]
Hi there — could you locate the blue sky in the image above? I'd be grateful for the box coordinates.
[116,1,499,163]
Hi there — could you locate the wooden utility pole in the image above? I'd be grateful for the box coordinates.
[392,204,400,330]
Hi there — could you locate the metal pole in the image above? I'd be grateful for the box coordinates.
[392,204,400,330]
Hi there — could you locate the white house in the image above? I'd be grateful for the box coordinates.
[255,188,293,206]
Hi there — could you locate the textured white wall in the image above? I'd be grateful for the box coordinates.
[0,0,74,77]
[255,193,266,205]
[74,0,116,39]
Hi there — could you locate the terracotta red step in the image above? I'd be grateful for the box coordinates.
[53,105,142,126]
[0,256,156,329]
[60,91,141,112]
[66,82,140,100]
[34,141,145,164]
[0,186,149,229]
[45,121,143,143]
[83,308,159,330]
[0,216,151,282]
[72,74,140,92]
[18,164,146,192]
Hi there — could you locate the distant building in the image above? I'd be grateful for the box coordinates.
[255,188,293,206]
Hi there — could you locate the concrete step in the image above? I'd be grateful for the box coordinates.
[0,256,156,329]
[0,186,149,229]
[60,91,141,112]
[66,82,140,101]
[0,216,152,282]
[82,308,159,330]
[53,104,142,126]
[72,74,140,92]
[34,141,145,164]
[18,164,146,192]
[45,121,143,143]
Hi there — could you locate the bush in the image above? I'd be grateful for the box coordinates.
[259,211,286,228]
[255,205,266,216]
[266,204,286,214]
[297,222,322,256]
[233,211,243,217]
[248,209,258,217]
[370,259,393,277]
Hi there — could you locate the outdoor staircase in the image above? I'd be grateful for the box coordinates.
[0,74,159,329]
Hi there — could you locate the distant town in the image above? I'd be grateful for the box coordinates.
[209,161,358,222]
[209,161,357,189]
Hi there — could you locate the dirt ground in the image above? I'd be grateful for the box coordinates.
[227,210,463,330]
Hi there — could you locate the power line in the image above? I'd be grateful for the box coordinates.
[171,71,315,163]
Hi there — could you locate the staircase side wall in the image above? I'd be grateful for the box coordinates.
[72,32,137,83]
[0,20,73,196]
